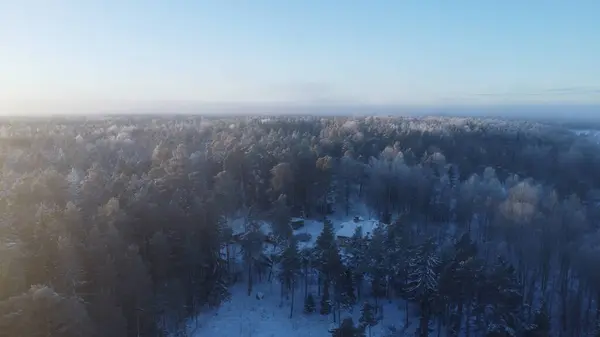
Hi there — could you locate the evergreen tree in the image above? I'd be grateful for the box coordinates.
[338,268,357,311]
[240,222,265,296]
[367,226,388,306]
[359,302,379,337]
[482,258,524,337]
[271,194,293,242]
[321,281,332,315]
[315,218,343,310]
[406,239,440,337]
[439,233,480,336]
[0,285,96,337]
[346,226,368,299]
[280,237,301,291]
[591,320,600,337]
[300,247,314,299]
[524,302,550,337]
[304,293,316,314]
[315,219,339,275]
[330,317,366,337]
[279,237,301,318]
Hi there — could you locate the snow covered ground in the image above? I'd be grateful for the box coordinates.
[187,280,413,337]
[189,200,453,337]
[191,203,420,337]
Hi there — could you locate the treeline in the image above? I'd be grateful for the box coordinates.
[0,116,599,336]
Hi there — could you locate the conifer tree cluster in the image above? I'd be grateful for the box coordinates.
[2,115,600,336]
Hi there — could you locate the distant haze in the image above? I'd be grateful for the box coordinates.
[2,100,599,124]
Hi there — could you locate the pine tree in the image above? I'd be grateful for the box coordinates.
[240,222,265,296]
[0,285,96,337]
[346,227,368,299]
[330,317,366,337]
[483,258,524,337]
[279,238,301,318]
[591,320,600,337]
[439,233,480,336]
[359,302,379,337]
[406,239,440,337]
[524,302,550,337]
[280,238,301,290]
[321,281,332,315]
[304,293,316,314]
[271,194,292,242]
[367,226,388,306]
[338,268,357,311]
[315,219,338,273]
[315,218,343,307]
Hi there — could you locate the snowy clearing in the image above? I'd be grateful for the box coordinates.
[187,280,414,337]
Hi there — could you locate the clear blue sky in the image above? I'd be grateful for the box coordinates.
[2,1,600,113]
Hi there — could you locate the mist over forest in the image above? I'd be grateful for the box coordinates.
[1,114,600,337]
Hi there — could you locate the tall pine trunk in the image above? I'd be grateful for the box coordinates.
[290,280,295,318]
[247,261,253,296]
[304,264,308,299]
[419,300,430,337]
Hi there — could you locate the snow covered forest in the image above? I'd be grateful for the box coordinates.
[1,115,600,337]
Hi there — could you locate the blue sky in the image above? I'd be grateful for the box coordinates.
[1,1,600,113]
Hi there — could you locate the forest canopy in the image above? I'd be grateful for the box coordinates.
[0,115,599,337]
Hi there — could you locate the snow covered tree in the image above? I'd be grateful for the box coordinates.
[524,302,550,337]
[0,285,95,337]
[334,268,357,322]
[213,170,241,217]
[271,194,293,242]
[304,293,316,314]
[339,268,357,307]
[321,281,332,315]
[279,237,301,318]
[346,226,369,299]
[337,155,362,215]
[300,247,315,299]
[439,233,480,336]
[240,221,265,296]
[315,219,343,291]
[271,162,294,202]
[359,302,380,337]
[316,156,334,216]
[384,217,411,301]
[481,258,524,337]
[591,320,600,337]
[406,239,440,337]
[367,225,388,306]
[330,317,366,337]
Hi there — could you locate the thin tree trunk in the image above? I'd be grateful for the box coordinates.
[456,300,464,336]
[304,265,308,299]
[465,304,471,337]
[247,261,253,296]
[318,274,321,296]
[290,280,295,318]
[405,300,409,328]
[419,301,430,337]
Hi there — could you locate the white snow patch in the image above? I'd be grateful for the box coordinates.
[293,219,324,250]
[228,217,272,236]
[188,281,411,337]
[335,219,380,239]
